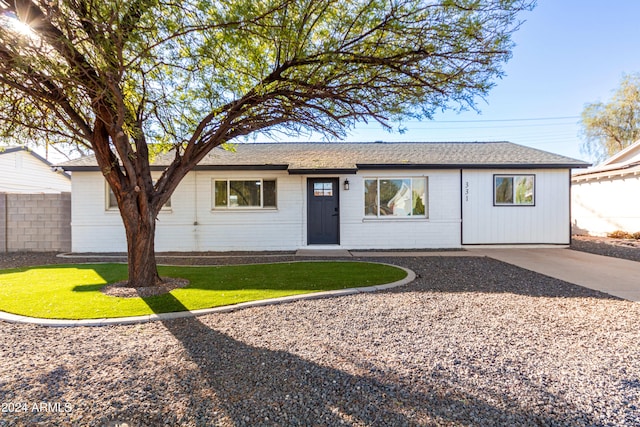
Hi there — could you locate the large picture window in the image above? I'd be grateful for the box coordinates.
[213,179,277,209]
[364,177,428,218]
[494,174,535,206]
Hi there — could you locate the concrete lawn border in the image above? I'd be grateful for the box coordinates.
[0,263,415,328]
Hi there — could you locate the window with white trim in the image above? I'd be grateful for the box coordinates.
[494,174,535,206]
[213,179,277,209]
[364,177,428,218]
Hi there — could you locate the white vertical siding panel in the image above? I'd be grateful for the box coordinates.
[462,169,570,245]
[155,173,197,251]
[72,171,306,252]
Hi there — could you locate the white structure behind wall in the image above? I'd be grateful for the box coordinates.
[572,175,640,236]
[0,147,70,193]
[571,140,640,236]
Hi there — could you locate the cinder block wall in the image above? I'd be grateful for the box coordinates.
[0,192,71,252]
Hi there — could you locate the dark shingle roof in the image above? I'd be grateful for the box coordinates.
[59,141,590,172]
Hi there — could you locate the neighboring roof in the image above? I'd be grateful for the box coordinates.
[1,145,55,167]
[0,146,71,193]
[597,139,640,168]
[572,139,640,182]
[59,141,590,173]
[0,145,71,179]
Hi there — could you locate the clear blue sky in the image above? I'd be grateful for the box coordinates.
[317,0,640,163]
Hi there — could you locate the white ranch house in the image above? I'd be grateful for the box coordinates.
[60,142,589,252]
[572,140,640,236]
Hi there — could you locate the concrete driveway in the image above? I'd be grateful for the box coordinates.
[471,248,640,302]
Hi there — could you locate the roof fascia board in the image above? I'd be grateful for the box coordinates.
[63,163,589,172]
[0,147,24,155]
[356,163,590,170]
[61,164,290,172]
[58,166,100,172]
[287,168,358,175]
[191,164,288,171]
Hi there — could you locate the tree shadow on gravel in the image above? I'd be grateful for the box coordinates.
[120,293,603,426]
[364,256,625,300]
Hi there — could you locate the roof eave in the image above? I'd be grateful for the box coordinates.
[61,164,290,172]
[57,165,100,172]
[192,164,288,171]
[61,162,590,172]
[357,163,590,170]
[287,168,358,175]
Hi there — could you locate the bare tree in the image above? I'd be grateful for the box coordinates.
[0,0,534,287]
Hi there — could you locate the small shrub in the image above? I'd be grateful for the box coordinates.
[632,231,640,240]
[607,230,633,239]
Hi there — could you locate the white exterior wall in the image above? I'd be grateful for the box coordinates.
[572,176,640,236]
[72,170,304,252]
[180,171,305,251]
[461,169,571,245]
[340,170,461,249]
[71,169,462,252]
[71,167,572,252]
[72,172,128,252]
[0,150,70,193]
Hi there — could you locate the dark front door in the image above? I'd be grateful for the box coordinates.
[307,178,340,245]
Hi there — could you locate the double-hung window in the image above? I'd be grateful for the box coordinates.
[364,177,428,218]
[213,179,277,209]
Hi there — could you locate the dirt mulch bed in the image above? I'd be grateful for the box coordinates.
[101,277,190,298]
[570,235,640,262]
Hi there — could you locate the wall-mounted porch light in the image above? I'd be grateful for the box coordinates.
[343,179,350,191]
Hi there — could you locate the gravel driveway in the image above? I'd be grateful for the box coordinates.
[1,245,639,426]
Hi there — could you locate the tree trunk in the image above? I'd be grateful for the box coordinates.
[120,198,162,288]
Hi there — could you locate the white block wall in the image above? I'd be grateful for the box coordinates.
[461,169,571,245]
[72,171,304,252]
[572,175,640,236]
[71,169,463,252]
[340,170,461,249]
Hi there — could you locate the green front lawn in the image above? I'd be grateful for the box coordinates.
[0,262,407,320]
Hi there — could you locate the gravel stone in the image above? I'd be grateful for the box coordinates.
[1,245,639,426]
[571,235,640,262]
